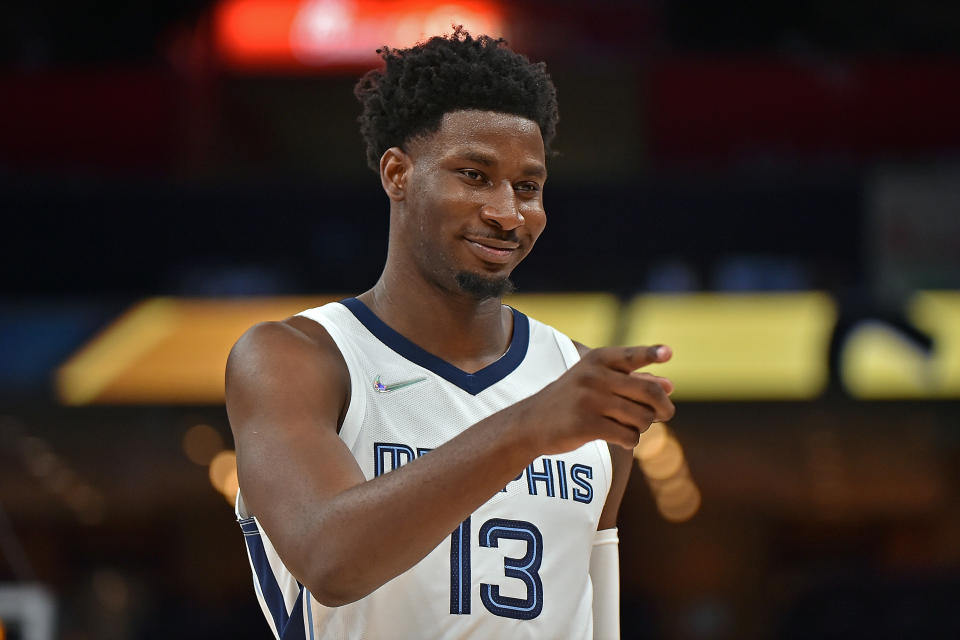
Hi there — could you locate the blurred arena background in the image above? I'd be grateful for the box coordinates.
[2,0,960,638]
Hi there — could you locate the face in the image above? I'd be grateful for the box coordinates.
[391,109,548,300]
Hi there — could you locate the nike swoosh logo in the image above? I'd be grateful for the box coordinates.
[373,375,428,393]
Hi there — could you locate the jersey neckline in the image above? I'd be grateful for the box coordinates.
[339,297,530,396]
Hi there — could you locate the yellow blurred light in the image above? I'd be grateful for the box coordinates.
[658,497,701,524]
[635,426,702,523]
[209,450,238,496]
[504,293,621,349]
[621,292,836,400]
[183,424,226,466]
[657,485,701,523]
[654,480,699,508]
[841,322,934,398]
[657,481,699,507]
[634,422,668,462]
[638,436,685,480]
[56,296,341,405]
[842,291,960,398]
[56,299,179,405]
[649,465,692,496]
[221,467,240,505]
[912,291,960,391]
[61,289,960,405]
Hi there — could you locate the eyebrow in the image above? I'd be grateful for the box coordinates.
[455,151,548,179]
[461,151,495,166]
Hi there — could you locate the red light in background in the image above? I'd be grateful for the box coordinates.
[215,0,302,68]
[214,0,505,72]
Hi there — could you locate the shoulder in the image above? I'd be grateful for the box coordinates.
[225,315,351,421]
[228,315,342,374]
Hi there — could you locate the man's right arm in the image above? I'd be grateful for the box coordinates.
[225,318,674,607]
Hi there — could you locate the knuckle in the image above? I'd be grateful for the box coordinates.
[626,403,653,427]
[620,403,647,429]
[583,348,604,364]
[640,377,661,396]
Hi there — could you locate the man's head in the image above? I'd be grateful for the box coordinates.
[354,29,558,301]
[354,27,559,173]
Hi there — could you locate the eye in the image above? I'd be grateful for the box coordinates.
[459,169,486,182]
[515,181,541,194]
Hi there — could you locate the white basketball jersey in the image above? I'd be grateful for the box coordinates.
[236,298,611,639]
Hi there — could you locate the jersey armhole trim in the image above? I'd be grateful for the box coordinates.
[552,327,582,369]
[296,306,368,452]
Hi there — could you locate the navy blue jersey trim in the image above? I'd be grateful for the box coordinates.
[241,519,305,638]
[282,589,306,640]
[340,297,529,396]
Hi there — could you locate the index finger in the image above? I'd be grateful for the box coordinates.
[592,344,672,373]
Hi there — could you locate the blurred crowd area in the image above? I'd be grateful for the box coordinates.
[2,1,960,639]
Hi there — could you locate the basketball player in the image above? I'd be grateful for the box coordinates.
[226,29,675,639]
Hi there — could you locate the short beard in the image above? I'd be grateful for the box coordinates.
[455,271,516,300]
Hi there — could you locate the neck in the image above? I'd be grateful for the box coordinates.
[357,261,513,374]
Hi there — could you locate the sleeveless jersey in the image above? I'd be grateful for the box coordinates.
[236,298,611,639]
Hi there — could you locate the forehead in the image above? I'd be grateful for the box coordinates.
[410,110,546,166]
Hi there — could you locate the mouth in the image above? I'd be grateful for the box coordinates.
[463,235,520,264]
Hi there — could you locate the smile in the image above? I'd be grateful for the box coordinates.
[464,238,519,264]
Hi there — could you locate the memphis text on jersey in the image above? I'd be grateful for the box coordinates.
[374,442,595,503]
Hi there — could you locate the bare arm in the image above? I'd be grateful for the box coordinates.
[599,445,636,529]
[226,318,674,607]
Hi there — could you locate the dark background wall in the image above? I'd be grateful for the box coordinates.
[1,1,959,639]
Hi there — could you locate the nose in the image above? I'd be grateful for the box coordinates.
[479,182,524,231]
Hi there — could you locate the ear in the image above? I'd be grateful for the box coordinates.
[380,147,411,201]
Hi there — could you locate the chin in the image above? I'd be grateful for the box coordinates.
[455,271,516,300]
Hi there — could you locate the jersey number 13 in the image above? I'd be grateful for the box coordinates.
[449,516,543,620]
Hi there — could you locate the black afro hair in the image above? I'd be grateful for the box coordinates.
[354,26,559,172]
